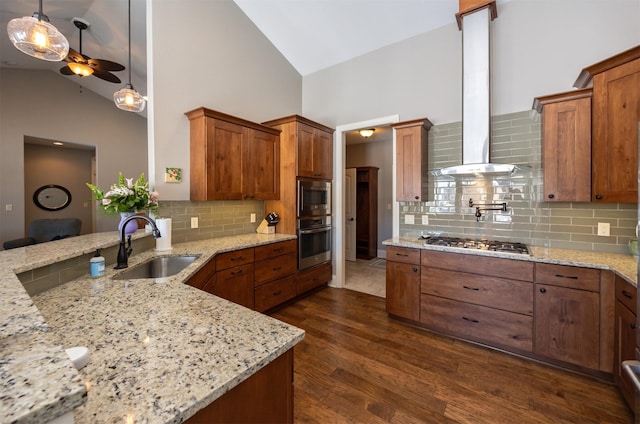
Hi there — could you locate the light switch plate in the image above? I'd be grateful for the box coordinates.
[597,222,610,237]
[422,215,429,225]
[191,217,199,229]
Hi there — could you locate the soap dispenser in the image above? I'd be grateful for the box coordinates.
[90,249,105,277]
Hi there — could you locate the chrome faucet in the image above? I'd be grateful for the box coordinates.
[115,215,161,269]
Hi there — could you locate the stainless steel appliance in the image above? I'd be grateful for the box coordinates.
[298,179,331,217]
[420,235,530,255]
[298,216,331,270]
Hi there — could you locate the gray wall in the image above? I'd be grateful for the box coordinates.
[0,68,148,243]
[346,139,393,254]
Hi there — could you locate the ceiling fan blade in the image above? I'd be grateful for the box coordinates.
[92,70,122,84]
[88,58,125,72]
[64,48,86,64]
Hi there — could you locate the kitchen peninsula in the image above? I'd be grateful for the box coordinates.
[1,232,305,423]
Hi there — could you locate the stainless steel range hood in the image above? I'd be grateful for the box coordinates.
[434,2,520,177]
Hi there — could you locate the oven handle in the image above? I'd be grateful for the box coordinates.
[299,226,331,235]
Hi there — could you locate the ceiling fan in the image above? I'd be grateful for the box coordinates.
[60,17,124,83]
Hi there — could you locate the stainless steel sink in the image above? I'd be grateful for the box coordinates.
[112,255,200,280]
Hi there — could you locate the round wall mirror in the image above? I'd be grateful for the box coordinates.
[33,185,72,211]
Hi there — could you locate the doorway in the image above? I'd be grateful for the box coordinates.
[333,115,399,294]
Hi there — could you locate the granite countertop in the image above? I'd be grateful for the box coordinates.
[1,232,304,424]
[383,237,638,286]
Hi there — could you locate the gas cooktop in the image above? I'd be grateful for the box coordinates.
[420,235,530,255]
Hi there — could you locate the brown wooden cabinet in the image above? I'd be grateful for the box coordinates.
[262,115,334,235]
[215,248,256,309]
[614,275,637,411]
[352,167,378,260]
[533,263,602,370]
[296,261,332,295]
[385,246,420,321]
[533,89,592,202]
[185,107,281,201]
[573,45,640,203]
[254,239,298,312]
[392,118,432,202]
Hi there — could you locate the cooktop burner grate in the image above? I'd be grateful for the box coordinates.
[420,235,530,255]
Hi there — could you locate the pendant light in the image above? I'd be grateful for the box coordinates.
[114,0,145,112]
[7,0,69,61]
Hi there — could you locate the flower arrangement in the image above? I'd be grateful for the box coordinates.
[87,173,159,216]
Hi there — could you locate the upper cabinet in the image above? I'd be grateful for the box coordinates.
[575,45,640,203]
[533,89,592,202]
[392,118,433,202]
[185,108,281,201]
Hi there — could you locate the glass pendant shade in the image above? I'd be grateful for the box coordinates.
[7,15,69,61]
[114,83,145,112]
[67,62,94,76]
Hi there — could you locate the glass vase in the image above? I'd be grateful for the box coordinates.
[119,212,139,235]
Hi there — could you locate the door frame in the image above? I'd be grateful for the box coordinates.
[332,114,400,289]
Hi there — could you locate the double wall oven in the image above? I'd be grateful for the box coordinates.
[297,179,331,270]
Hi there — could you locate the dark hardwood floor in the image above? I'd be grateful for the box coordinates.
[271,287,634,424]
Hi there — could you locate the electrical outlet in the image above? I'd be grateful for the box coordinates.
[597,222,610,237]
[422,215,429,225]
[5,204,12,211]
[404,214,414,225]
[191,217,199,229]
[250,213,256,223]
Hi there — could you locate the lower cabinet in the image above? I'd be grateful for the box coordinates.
[385,246,616,379]
[186,348,293,424]
[615,275,637,411]
[186,239,331,312]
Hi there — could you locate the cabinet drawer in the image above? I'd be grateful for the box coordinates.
[255,252,298,286]
[535,263,600,291]
[421,250,534,282]
[254,240,297,261]
[297,262,331,295]
[420,295,533,352]
[216,248,255,271]
[255,275,297,312]
[421,267,533,316]
[387,246,420,265]
[615,275,637,314]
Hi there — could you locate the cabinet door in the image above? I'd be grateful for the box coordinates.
[542,96,591,202]
[395,125,427,201]
[385,261,420,321]
[213,263,255,309]
[592,58,640,203]
[534,284,600,369]
[615,300,637,410]
[245,129,280,200]
[207,119,245,200]
[297,123,332,179]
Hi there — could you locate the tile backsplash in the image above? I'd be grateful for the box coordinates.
[399,110,637,254]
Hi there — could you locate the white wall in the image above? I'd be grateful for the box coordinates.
[0,69,148,243]
[148,0,303,200]
[302,0,640,127]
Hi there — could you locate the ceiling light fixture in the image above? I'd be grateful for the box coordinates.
[7,0,69,62]
[113,0,145,112]
[359,129,375,138]
[68,62,94,77]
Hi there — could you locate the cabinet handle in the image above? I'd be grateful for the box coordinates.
[554,274,578,280]
[414,196,419,200]
[395,253,409,257]
[548,194,555,199]
[631,323,638,330]
[463,285,480,291]
[622,290,634,299]
[273,247,284,252]
[462,316,479,323]
[230,270,243,275]
[595,194,603,200]
[230,257,244,261]
[540,288,547,293]
[413,267,418,273]
[272,290,282,296]
[272,266,282,271]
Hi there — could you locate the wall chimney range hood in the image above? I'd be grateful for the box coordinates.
[433,1,521,177]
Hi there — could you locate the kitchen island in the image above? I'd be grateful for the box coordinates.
[1,232,304,424]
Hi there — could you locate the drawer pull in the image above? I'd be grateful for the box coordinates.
[540,288,547,293]
[273,248,284,252]
[272,266,282,271]
[462,316,479,323]
[272,290,282,296]
[555,274,578,280]
[230,270,243,275]
[396,253,409,257]
[230,256,244,261]
[622,290,634,299]
[631,323,637,330]
[413,267,418,273]
[463,285,479,291]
